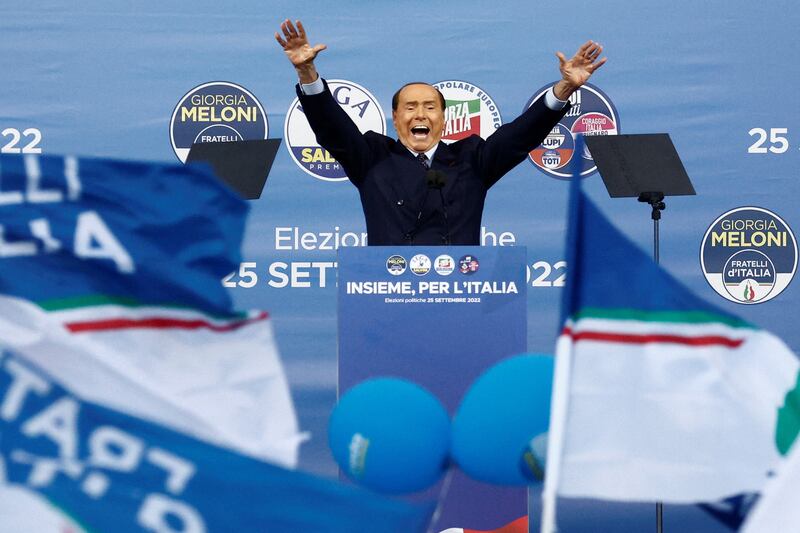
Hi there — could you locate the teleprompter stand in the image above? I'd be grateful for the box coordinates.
[584,133,695,265]
[583,133,696,533]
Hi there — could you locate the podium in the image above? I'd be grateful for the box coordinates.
[338,246,528,531]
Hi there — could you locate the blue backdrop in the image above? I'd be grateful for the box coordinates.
[2,1,798,531]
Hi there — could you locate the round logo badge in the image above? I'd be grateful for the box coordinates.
[170,81,268,163]
[410,254,432,276]
[525,83,619,179]
[701,207,797,304]
[434,254,455,276]
[284,79,386,182]
[432,80,502,143]
[458,255,480,275]
[386,255,407,276]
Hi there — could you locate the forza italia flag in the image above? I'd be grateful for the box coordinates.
[0,154,301,467]
[541,172,799,530]
[740,373,800,532]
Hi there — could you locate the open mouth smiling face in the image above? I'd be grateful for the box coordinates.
[392,83,444,153]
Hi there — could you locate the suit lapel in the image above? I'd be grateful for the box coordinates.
[388,141,427,211]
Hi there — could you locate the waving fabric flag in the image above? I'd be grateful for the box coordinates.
[0,153,434,532]
[0,350,432,532]
[0,153,300,466]
[540,149,799,532]
[740,373,800,532]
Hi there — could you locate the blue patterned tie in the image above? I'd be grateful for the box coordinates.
[416,153,429,169]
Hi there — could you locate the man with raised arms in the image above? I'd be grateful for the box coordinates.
[276,19,606,245]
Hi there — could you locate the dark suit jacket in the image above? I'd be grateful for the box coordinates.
[297,80,570,245]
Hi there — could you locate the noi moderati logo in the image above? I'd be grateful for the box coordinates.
[169,81,268,163]
[432,80,502,143]
[284,79,385,182]
[524,82,619,180]
[701,206,797,304]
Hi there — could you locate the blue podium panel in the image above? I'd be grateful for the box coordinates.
[338,246,527,531]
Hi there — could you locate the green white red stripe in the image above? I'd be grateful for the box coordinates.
[34,295,268,333]
[0,294,301,468]
[545,308,798,506]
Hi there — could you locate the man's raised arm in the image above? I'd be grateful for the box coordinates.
[478,40,607,186]
[274,19,374,183]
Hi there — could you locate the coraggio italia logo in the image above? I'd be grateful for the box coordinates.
[284,80,386,182]
[432,80,502,143]
[525,82,619,179]
[701,207,797,304]
[459,255,480,275]
[169,82,269,163]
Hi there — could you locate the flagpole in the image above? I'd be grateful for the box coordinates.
[540,335,574,533]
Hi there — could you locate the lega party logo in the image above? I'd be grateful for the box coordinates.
[432,80,502,143]
[525,83,619,179]
[410,254,432,276]
[284,80,385,182]
[170,82,268,163]
[700,207,797,304]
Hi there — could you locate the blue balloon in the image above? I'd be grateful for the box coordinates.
[451,353,554,486]
[328,377,450,494]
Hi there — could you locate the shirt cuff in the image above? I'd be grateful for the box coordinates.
[544,87,568,110]
[300,76,325,95]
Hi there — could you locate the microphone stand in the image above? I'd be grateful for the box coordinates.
[405,170,450,244]
[427,170,450,245]
[404,184,434,243]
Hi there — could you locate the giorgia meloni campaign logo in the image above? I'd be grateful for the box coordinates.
[169,81,269,162]
[701,207,797,304]
[525,82,619,179]
[432,80,502,142]
[284,79,385,182]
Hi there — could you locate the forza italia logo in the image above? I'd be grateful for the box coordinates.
[432,80,502,143]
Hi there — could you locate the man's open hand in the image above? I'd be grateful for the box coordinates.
[553,41,607,100]
[275,19,327,83]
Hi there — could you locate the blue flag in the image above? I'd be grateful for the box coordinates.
[0,154,433,532]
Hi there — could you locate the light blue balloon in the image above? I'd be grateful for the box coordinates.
[328,377,450,494]
[451,353,554,486]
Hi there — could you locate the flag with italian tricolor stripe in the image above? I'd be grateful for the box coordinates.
[0,153,433,533]
[540,159,799,531]
[0,154,301,467]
